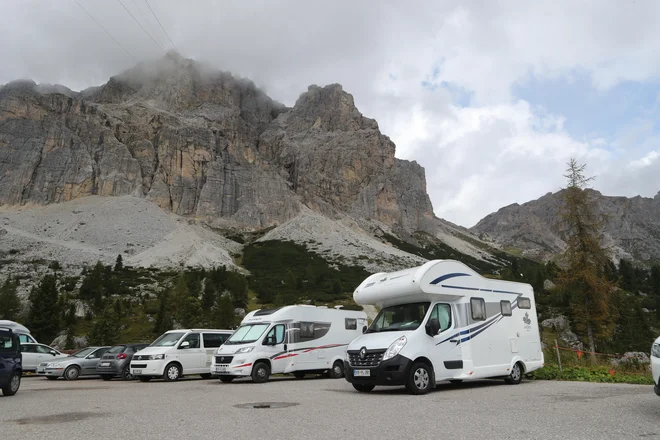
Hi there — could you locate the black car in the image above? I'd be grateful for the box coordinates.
[0,327,22,396]
[97,343,150,381]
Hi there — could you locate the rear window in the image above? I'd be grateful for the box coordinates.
[108,345,126,354]
[203,333,229,348]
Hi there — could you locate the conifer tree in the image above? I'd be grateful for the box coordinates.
[0,278,21,321]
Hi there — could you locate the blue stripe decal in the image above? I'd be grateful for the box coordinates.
[441,284,479,291]
[440,284,520,295]
[430,273,470,285]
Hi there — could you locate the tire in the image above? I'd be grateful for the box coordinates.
[46,376,58,381]
[121,365,133,381]
[219,375,235,383]
[101,375,113,381]
[328,360,344,379]
[352,383,375,392]
[200,374,212,380]
[251,362,270,383]
[163,363,181,382]
[505,362,523,385]
[64,366,80,381]
[449,379,463,384]
[293,371,305,379]
[2,372,21,396]
[654,384,660,397]
[138,376,152,382]
[406,362,432,395]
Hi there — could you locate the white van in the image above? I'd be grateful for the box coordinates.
[652,336,660,396]
[212,305,368,383]
[130,329,233,382]
[0,321,37,344]
[344,259,544,395]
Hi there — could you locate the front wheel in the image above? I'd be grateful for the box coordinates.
[352,383,375,392]
[219,375,235,383]
[328,360,344,379]
[2,372,21,396]
[293,371,305,379]
[251,362,270,383]
[163,363,181,382]
[504,362,523,385]
[406,362,432,395]
[64,366,80,381]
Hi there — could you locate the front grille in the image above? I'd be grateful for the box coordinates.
[134,355,149,361]
[39,362,48,367]
[348,349,385,367]
[215,355,234,364]
[131,364,147,369]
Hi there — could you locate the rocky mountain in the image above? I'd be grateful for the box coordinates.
[471,189,660,265]
[0,52,498,274]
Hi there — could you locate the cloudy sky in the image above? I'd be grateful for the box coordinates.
[1,0,659,227]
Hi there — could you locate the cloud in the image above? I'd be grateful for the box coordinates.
[1,0,659,226]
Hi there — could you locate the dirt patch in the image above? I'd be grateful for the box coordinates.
[10,412,108,425]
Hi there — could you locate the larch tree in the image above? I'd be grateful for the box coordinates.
[557,158,618,361]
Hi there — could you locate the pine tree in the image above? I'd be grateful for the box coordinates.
[88,300,121,346]
[26,274,61,343]
[114,254,123,272]
[153,290,173,336]
[213,294,235,328]
[226,271,248,309]
[79,261,104,312]
[556,158,617,361]
[0,278,21,320]
[650,265,660,320]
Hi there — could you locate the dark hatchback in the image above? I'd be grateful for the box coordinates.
[0,327,22,396]
[97,343,149,381]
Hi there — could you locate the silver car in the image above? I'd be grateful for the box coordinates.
[36,346,110,380]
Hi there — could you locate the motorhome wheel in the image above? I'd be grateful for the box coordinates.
[328,360,344,379]
[406,362,432,395]
[219,375,235,383]
[251,362,271,383]
[352,383,375,392]
[505,362,523,385]
[654,384,660,396]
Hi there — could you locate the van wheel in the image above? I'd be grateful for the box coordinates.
[219,375,235,383]
[328,360,344,379]
[352,383,375,392]
[2,372,21,396]
[101,375,113,381]
[138,376,152,382]
[163,363,181,382]
[200,374,212,380]
[251,362,270,383]
[406,362,432,395]
[64,366,80,381]
[293,371,305,379]
[505,362,523,385]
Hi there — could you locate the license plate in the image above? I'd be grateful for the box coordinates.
[215,366,228,373]
[100,362,110,367]
[132,369,142,375]
[354,369,370,377]
[37,368,44,373]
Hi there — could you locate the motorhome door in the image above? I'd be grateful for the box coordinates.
[263,324,289,374]
[427,303,463,381]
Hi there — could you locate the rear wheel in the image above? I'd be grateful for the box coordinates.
[328,360,344,379]
[100,375,113,381]
[505,362,523,385]
[219,375,235,383]
[138,376,152,382]
[406,362,432,395]
[352,383,375,392]
[64,366,80,381]
[654,384,660,396]
[2,372,21,396]
[163,363,181,382]
[293,371,305,379]
[121,365,133,381]
[251,362,270,383]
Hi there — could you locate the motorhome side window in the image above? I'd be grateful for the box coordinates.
[519,297,531,309]
[429,304,452,332]
[264,325,285,344]
[300,322,314,339]
[345,318,357,330]
[470,297,486,321]
[500,300,512,316]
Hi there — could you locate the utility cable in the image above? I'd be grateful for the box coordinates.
[74,0,138,62]
[144,0,178,52]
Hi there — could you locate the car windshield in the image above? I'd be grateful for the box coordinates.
[151,332,185,347]
[224,324,270,345]
[367,302,431,333]
[71,347,96,357]
[108,345,126,353]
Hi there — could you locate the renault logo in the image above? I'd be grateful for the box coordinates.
[359,347,367,359]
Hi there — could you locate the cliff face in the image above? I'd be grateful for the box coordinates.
[0,54,441,241]
[471,189,660,265]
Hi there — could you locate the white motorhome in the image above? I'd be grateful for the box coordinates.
[0,321,37,344]
[212,305,368,383]
[344,259,544,395]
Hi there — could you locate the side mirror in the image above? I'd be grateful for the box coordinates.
[180,341,190,349]
[362,326,367,334]
[426,318,441,336]
[50,350,58,356]
[264,336,275,346]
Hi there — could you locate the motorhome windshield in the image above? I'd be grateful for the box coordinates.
[224,324,270,344]
[367,302,430,333]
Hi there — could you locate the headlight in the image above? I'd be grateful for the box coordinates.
[652,344,660,358]
[47,363,63,368]
[235,347,254,354]
[383,336,407,361]
[149,354,165,360]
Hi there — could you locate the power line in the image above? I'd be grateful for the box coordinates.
[144,0,178,52]
[74,0,137,62]
[116,0,169,56]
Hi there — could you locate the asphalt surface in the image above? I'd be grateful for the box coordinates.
[2,375,659,440]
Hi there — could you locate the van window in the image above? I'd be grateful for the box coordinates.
[429,304,452,332]
[345,318,357,330]
[500,300,512,316]
[0,332,15,351]
[21,344,37,353]
[470,298,486,321]
[18,334,34,344]
[518,297,531,309]
[264,325,285,345]
[203,333,228,348]
[180,333,200,349]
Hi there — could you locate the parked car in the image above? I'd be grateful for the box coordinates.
[36,346,110,380]
[98,343,149,381]
[652,336,660,396]
[20,343,68,373]
[0,327,22,396]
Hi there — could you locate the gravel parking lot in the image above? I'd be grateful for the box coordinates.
[2,375,659,440]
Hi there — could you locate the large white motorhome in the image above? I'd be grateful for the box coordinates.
[344,259,544,395]
[0,321,37,344]
[212,305,368,383]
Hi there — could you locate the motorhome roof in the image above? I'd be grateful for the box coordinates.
[165,329,233,333]
[0,320,31,334]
